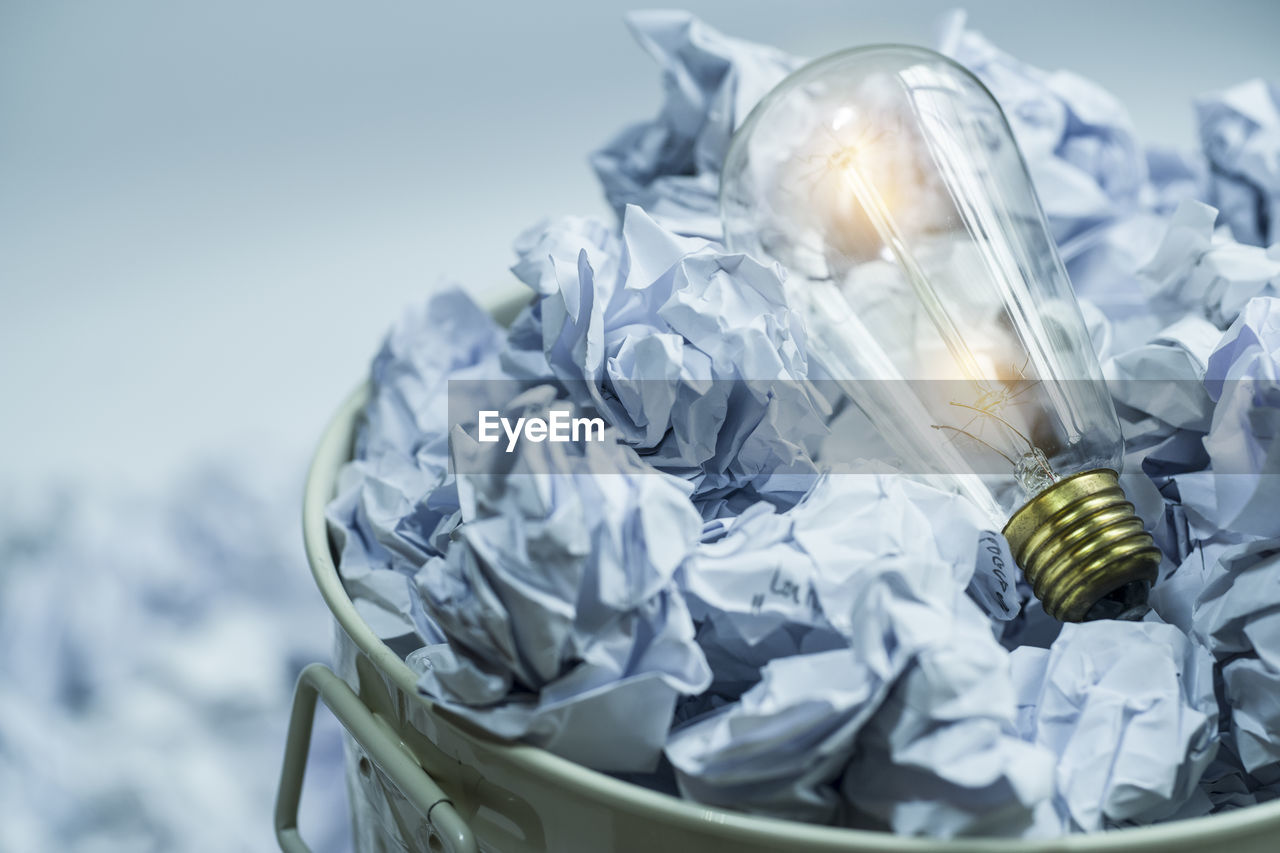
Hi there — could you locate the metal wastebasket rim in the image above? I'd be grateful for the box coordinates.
[301,287,1280,852]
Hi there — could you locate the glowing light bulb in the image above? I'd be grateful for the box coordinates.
[720,46,1159,622]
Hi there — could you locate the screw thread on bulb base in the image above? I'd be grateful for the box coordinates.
[1002,469,1161,623]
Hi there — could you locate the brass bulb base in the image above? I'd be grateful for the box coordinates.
[1002,468,1161,623]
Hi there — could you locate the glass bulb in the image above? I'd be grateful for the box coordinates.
[720,45,1159,622]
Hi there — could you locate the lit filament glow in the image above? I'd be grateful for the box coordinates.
[813,118,1059,492]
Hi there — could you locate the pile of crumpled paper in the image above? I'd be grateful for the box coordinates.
[328,10,1280,838]
[0,458,350,853]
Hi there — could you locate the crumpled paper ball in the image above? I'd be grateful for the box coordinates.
[667,473,1054,837]
[505,204,830,515]
[938,10,1147,247]
[591,10,801,238]
[414,385,711,773]
[1193,538,1280,781]
[1010,620,1219,832]
[1197,79,1280,247]
[327,290,506,648]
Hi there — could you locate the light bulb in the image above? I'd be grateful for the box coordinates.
[720,45,1159,622]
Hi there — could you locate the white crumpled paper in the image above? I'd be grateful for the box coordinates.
[1010,620,1219,832]
[1197,79,1280,247]
[591,10,801,239]
[327,290,506,649]
[1140,201,1280,329]
[667,473,1053,837]
[1191,297,1280,537]
[414,386,711,773]
[939,10,1148,248]
[505,204,830,516]
[1193,538,1280,785]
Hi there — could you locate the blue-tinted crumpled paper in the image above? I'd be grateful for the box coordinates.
[592,10,801,239]
[1140,201,1280,329]
[681,472,1008,685]
[1191,297,1280,536]
[1100,312,1220,522]
[1185,301,1280,783]
[937,13,1202,355]
[1197,79,1280,247]
[1169,301,1279,554]
[666,473,1053,836]
[938,11,1147,247]
[327,290,505,646]
[1193,539,1280,784]
[1010,621,1219,832]
[505,204,830,515]
[413,385,711,772]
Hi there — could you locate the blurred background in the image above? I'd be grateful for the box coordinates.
[1,1,1276,850]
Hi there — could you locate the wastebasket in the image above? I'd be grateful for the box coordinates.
[277,294,1280,853]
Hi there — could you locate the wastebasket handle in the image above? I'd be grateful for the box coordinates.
[276,662,477,853]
